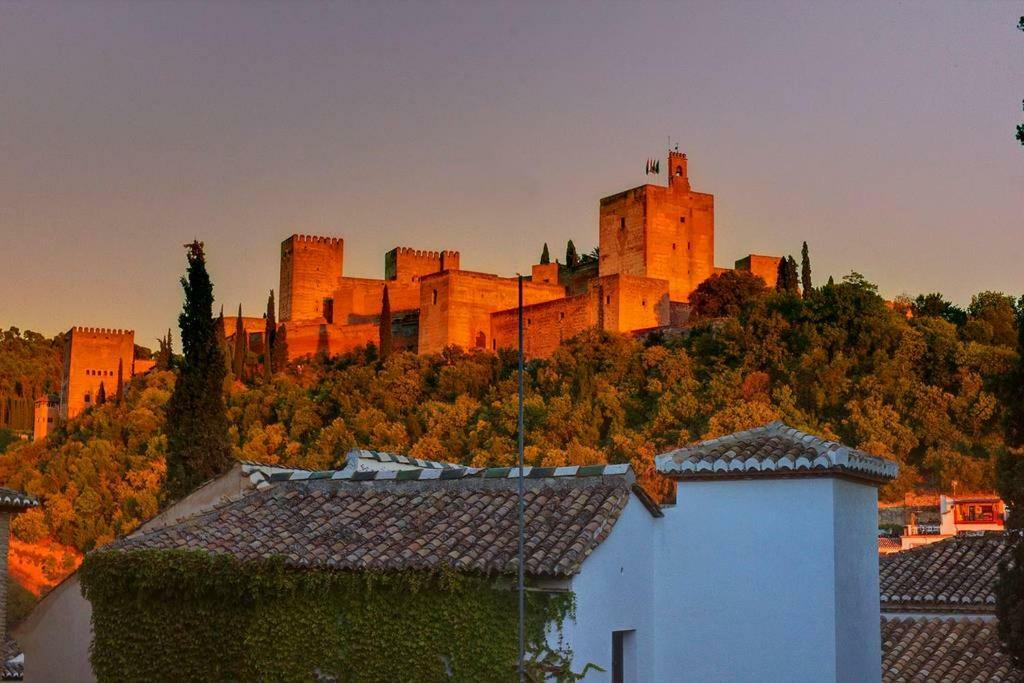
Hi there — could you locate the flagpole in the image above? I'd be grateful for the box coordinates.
[517,274,526,683]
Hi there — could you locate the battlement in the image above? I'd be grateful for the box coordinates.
[69,326,134,337]
[391,246,460,260]
[288,234,344,246]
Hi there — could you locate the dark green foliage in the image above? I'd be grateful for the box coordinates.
[566,240,578,268]
[264,291,276,381]
[96,382,107,405]
[0,327,63,397]
[272,323,288,372]
[379,285,393,362]
[0,428,15,454]
[912,293,967,326]
[689,270,769,318]
[800,241,812,297]
[775,255,799,295]
[540,243,550,265]
[966,291,1018,347]
[80,550,575,683]
[997,295,1024,664]
[164,241,232,500]
[232,305,246,379]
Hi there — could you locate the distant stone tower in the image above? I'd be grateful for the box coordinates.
[278,235,345,323]
[598,149,714,302]
[60,327,135,421]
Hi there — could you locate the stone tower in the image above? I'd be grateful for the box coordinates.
[279,235,345,323]
[60,327,135,421]
[598,149,714,302]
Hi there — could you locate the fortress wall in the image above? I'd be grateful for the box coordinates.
[385,247,460,282]
[61,328,136,420]
[735,254,781,289]
[332,278,420,323]
[417,271,565,355]
[599,274,671,333]
[279,235,344,322]
[599,187,650,280]
[491,291,596,359]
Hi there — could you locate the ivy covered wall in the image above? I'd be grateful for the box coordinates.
[79,550,575,683]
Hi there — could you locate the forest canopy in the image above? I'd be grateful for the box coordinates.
[0,274,1018,565]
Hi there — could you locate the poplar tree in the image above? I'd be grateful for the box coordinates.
[164,241,232,500]
[801,241,813,297]
[232,305,246,380]
[379,285,393,362]
[540,243,550,265]
[996,294,1024,665]
[264,290,276,381]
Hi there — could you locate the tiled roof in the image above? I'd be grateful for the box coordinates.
[655,421,898,483]
[879,536,902,554]
[109,465,641,577]
[882,617,1022,682]
[1,637,21,681]
[0,488,38,510]
[880,533,1008,612]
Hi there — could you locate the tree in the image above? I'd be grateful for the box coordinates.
[540,243,550,265]
[800,242,812,297]
[566,240,578,269]
[232,305,247,380]
[272,324,288,372]
[967,291,1017,347]
[96,382,106,406]
[689,270,769,318]
[1017,17,1023,146]
[115,359,124,405]
[379,285,393,362]
[155,330,173,371]
[775,256,799,295]
[264,290,277,381]
[996,293,1024,665]
[912,293,967,326]
[164,241,233,500]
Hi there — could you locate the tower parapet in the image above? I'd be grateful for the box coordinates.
[279,234,345,322]
[667,150,689,190]
[385,247,460,282]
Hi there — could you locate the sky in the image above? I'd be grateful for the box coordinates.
[1,1,1021,347]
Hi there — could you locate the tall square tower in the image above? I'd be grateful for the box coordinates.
[279,235,344,322]
[60,327,135,421]
[598,150,714,302]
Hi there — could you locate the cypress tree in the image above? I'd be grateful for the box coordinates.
[272,323,288,372]
[96,382,106,406]
[775,257,790,293]
[540,243,550,265]
[379,285,393,362]
[156,329,173,371]
[232,305,246,381]
[164,241,232,500]
[786,256,800,295]
[566,240,578,268]
[996,295,1024,665]
[264,290,276,381]
[801,241,812,297]
[115,358,124,405]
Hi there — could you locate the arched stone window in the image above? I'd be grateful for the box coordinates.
[675,165,683,176]
[432,289,438,305]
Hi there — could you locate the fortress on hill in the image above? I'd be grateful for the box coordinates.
[276,150,781,360]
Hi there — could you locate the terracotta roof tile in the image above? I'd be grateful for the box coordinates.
[655,421,898,483]
[109,470,636,577]
[882,617,1021,682]
[0,488,37,510]
[880,533,1008,612]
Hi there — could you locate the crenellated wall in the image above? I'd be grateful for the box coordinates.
[279,235,344,322]
[385,247,460,283]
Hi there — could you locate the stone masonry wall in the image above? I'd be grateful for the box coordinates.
[735,254,781,289]
[279,235,344,322]
[417,271,566,354]
[61,328,136,421]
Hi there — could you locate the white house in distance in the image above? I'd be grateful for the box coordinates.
[899,492,1007,551]
[17,422,898,682]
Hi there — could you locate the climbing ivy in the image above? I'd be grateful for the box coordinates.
[79,550,577,683]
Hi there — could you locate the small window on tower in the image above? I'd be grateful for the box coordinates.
[619,217,626,230]
[642,299,647,307]
[679,216,686,223]
[675,166,683,176]
[672,243,677,251]
[432,289,438,305]
[606,295,611,305]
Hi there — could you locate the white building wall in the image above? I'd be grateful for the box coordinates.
[653,478,840,683]
[832,478,882,683]
[558,497,656,682]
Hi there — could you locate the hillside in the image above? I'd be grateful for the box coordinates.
[0,274,1017,587]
